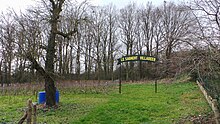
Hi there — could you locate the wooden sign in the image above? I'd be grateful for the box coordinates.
[117,55,157,65]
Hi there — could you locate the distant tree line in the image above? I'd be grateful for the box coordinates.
[0,0,219,85]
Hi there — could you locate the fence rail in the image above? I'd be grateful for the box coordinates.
[197,80,220,124]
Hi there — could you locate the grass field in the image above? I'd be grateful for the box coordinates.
[0,82,211,123]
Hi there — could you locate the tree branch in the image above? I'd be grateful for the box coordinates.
[26,53,52,80]
[56,29,77,39]
[58,0,65,10]
[18,110,27,124]
[49,0,56,9]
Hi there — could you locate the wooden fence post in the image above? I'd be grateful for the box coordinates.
[33,104,37,124]
[18,99,37,124]
[27,99,32,124]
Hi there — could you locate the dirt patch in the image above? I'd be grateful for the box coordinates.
[177,112,216,124]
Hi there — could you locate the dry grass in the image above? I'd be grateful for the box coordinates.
[0,80,119,95]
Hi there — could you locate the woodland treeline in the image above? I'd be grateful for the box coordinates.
[0,0,219,85]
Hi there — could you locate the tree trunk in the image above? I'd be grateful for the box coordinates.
[64,39,69,75]
[45,25,56,106]
[0,60,2,87]
[43,0,65,107]
[76,33,81,80]
[70,46,73,75]
[88,43,92,80]
[59,39,63,74]
[103,40,107,79]
[4,61,8,86]
[8,56,12,84]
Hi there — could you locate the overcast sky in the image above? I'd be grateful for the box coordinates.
[0,0,187,13]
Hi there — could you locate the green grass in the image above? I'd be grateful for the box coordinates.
[0,82,211,123]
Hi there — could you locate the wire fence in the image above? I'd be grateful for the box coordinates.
[198,76,220,109]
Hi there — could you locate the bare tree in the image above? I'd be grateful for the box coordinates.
[188,0,220,102]
[119,3,137,80]
[83,23,93,79]
[105,5,118,80]
[0,12,16,85]
[159,2,196,76]
[138,3,156,79]
[191,0,220,56]
[23,0,78,107]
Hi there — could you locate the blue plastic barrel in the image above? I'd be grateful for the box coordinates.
[55,90,59,103]
[38,91,46,104]
[38,90,59,104]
